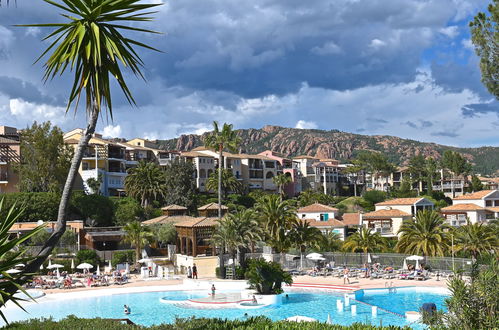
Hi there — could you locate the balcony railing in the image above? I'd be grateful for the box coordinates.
[433,183,464,190]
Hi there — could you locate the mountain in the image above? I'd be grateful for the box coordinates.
[155,125,499,175]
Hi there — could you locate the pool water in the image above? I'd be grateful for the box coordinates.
[2,287,448,328]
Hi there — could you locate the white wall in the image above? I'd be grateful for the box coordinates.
[297,211,336,221]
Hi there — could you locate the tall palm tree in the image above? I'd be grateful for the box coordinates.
[203,122,241,279]
[319,231,343,252]
[17,0,159,280]
[125,161,166,208]
[206,169,242,199]
[454,221,498,260]
[396,210,450,257]
[289,221,323,269]
[123,221,154,268]
[256,194,297,263]
[272,173,292,198]
[343,164,363,196]
[343,227,386,262]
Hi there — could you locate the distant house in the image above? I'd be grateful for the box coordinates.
[297,203,338,221]
[302,218,348,241]
[440,204,489,226]
[447,189,499,223]
[360,197,435,238]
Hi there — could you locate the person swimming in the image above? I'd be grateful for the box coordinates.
[252,295,258,304]
[124,305,131,315]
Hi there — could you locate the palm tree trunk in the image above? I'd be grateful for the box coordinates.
[217,145,225,279]
[16,104,99,289]
[353,177,357,197]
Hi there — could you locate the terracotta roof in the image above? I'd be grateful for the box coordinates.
[441,203,485,212]
[64,138,80,144]
[293,155,318,159]
[478,177,499,183]
[376,198,425,206]
[339,213,361,226]
[486,207,499,213]
[181,151,212,158]
[142,215,195,225]
[174,217,218,228]
[161,204,188,211]
[303,218,346,228]
[297,203,338,213]
[363,209,411,219]
[453,190,496,200]
[117,142,150,151]
[198,202,228,211]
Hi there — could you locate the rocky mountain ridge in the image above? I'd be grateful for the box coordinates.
[155,125,499,175]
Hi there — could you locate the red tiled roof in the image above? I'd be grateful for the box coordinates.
[297,203,338,213]
[453,190,496,200]
[441,203,485,212]
[143,215,195,225]
[339,213,361,226]
[198,203,228,210]
[363,209,411,219]
[161,204,188,211]
[303,218,345,228]
[376,198,424,206]
[174,217,218,228]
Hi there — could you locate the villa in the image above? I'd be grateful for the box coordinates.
[440,189,499,225]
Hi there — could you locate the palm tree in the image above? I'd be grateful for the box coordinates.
[125,161,166,208]
[206,169,242,199]
[272,173,292,198]
[17,0,159,279]
[203,122,241,279]
[289,221,322,269]
[123,221,154,268]
[454,221,498,260]
[256,194,297,263]
[396,210,450,257]
[343,227,386,262]
[343,164,363,196]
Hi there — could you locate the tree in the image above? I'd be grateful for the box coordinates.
[408,155,426,194]
[343,227,386,262]
[454,221,498,260]
[318,231,343,252]
[470,175,484,192]
[441,151,472,198]
[125,161,166,208]
[151,223,176,248]
[396,210,450,257]
[245,258,292,295]
[391,177,418,198]
[113,197,143,225]
[272,174,292,198]
[16,121,72,193]
[85,173,102,195]
[75,249,100,266]
[256,194,297,256]
[123,221,154,267]
[424,157,439,194]
[0,199,45,323]
[206,169,242,199]
[16,0,160,287]
[470,1,499,99]
[343,164,363,197]
[163,159,197,212]
[70,192,114,227]
[289,221,322,269]
[203,121,241,279]
[356,151,394,192]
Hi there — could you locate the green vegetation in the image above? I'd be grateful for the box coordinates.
[16,121,73,193]
[125,162,167,208]
[123,221,154,267]
[111,250,134,267]
[70,192,115,227]
[113,198,144,226]
[245,258,292,294]
[343,227,386,261]
[163,159,197,212]
[453,221,498,260]
[76,250,100,266]
[5,315,406,329]
[206,169,243,199]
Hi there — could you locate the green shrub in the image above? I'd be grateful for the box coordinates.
[76,250,100,266]
[70,192,115,226]
[245,258,292,294]
[113,197,143,225]
[0,192,60,222]
[112,250,134,267]
[362,190,386,207]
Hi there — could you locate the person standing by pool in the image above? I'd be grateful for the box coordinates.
[211,284,216,297]
[187,266,192,279]
[192,264,198,279]
[343,266,350,284]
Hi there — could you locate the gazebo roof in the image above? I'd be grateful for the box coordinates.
[142,215,194,225]
[175,217,219,228]
[197,202,228,211]
[161,204,188,211]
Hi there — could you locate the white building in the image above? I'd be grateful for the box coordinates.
[441,190,499,224]
[297,203,339,221]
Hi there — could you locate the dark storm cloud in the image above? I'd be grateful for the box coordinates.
[461,101,499,117]
[431,131,459,138]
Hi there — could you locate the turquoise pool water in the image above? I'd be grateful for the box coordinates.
[2,287,448,328]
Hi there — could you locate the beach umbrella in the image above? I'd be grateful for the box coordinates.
[326,313,332,324]
[403,259,408,270]
[76,263,94,270]
[48,259,52,267]
[306,253,323,259]
[96,265,101,276]
[286,315,317,322]
[47,264,64,269]
[125,262,129,274]
[40,263,44,270]
[15,263,25,268]
[6,269,21,274]
[108,260,112,270]
[406,255,424,269]
[367,253,372,264]
[56,267,60,279]
[71,259,75,270]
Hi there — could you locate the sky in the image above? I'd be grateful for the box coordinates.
[0,0,498,147]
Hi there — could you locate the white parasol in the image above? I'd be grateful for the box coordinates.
[96,265,100,276]
[406,255,424,269]
[76,263,94,270]
[71,259,75,270]
[286,315,317,322]
[125,262,129,274]
[6,269,21,274]
[367,253,372,263]
[403,259,408,270]
[327,313,332,324]
[47,264,64,269]
[15,263,25,268]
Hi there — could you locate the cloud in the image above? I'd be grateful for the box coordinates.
[431,131,459,138]
[101,124,122,138]
[439,26,459,38]
[461,101,499,117]
[25,27,41,37]
[311,41,342,55]
[461,38,474,50]
[8,98,66,124]
[295,120,318,129]
[369,38,387,49]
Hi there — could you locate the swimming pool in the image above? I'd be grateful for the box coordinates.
[1,287,448,328]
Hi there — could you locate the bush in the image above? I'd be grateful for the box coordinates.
[112,250,134,267]
[76,250,100,266]
[70,192,115,226]
[245,258,292,294]
[0,192,60,222]
[362,190,387,207]
[113,197,143,225]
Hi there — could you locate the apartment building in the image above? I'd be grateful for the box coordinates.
[441,189,499,225]
[312,159,340,195]
[0,126,20,193]
[360,197,434,237]
[64,129,128,196]
[431,170,468,198]
[179,151,215,192]
[258,150,302,196]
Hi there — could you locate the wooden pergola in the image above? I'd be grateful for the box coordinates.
[175,217,218,257]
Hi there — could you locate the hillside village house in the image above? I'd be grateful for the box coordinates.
[361,197,435,237]
[258,150,302,196]
[440,190,499,226]
[0,126,20,193]
[297,203,346,240]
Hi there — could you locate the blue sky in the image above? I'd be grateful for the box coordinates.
[0,0,497,147]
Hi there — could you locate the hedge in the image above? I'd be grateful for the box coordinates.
[6,316,406,330]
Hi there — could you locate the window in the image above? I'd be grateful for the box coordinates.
[138,142,141,146]
[486,200,492,207]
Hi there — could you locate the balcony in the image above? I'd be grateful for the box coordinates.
[433,183,464,190]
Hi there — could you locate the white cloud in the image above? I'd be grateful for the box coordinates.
[369,38,387,49]
[25,27,41,37]
[295,120,318,129]
[101,124,122,138]
[439,26,459,38]
[311,41,342,55]
[461,38,474,50]
[9,98,65,123]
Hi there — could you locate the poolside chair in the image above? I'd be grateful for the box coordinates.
[415,270,429,281]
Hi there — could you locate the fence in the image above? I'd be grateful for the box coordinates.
[244,252,472,272]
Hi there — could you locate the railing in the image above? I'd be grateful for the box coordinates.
[433,183,464,190]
